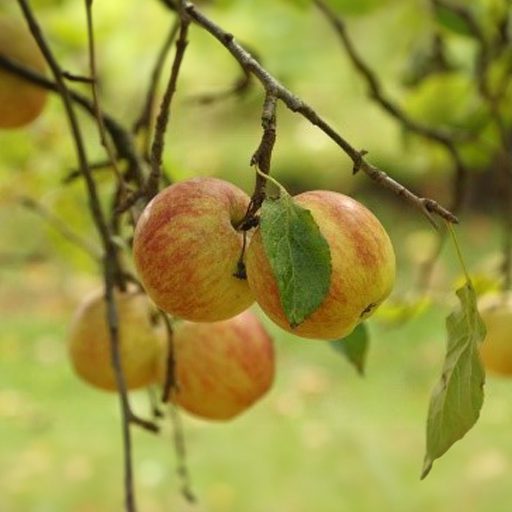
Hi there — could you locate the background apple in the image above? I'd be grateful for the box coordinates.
[133,177,254,322]
[160,310,275,420]
[68,288,163,391]
[246,191,396,340]
[478,292,512,376]
[0,15,48,129]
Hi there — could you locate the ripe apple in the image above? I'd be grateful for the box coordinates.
[246,191,396,340]
[478,292,512,376]
[133,177,254,322]
[68,288,163,391]
[160,310,275,420]
[0,15,48,129]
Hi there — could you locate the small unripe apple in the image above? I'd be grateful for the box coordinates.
[246,191,396,340]
[68,288,163,391]
[0,15,48,128]
[160,310,275,420]
[133,177,254,322]
[478,293,512,376]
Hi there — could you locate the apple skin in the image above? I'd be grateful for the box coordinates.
[246,191,396,340]
[68,288,163,391]
[161,310,275,420]
[479,293,512,376]
[133,177,254,322]
[0,16,48,129]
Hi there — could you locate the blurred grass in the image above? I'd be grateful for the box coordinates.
[1,215,512,512]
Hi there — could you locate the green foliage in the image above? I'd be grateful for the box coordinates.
[259,194,331,328]
[422,282,486,478]
[329,322,369,375]
[433,3,476,37]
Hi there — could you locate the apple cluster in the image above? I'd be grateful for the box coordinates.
[133,176,396,339]
[67,176,396,422]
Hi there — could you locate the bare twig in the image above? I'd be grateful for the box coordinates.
[146,9,190,201]
[84,0,128,202]
[62,70,94,83]
[19,196,102,260]
[179,1,458,226]
[102,268,137,512]
[160,311,176,403]
[169,404,196,503]
[133,18,181,155]
[248,92,278,212]
[158,312,196,503]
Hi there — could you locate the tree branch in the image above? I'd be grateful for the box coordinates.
[180,1,458,226]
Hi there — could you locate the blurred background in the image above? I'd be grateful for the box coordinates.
[1,0,511,510]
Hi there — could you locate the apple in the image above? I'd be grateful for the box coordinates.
[478,292,512,376]
[68,287,163,391]
[246,191,396,340]
[0,15,48,129]
[160,310,275,420]
[133,177,254,322]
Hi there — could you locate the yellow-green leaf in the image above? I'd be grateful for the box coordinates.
[422,282,486,479]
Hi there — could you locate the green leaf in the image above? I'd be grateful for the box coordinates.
[421,282,486,479]
[329,323,369,376]
[260,195,331,328]
[434,4,475,37]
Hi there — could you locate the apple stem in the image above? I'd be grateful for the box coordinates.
[446,222,471,284]
[254,166,289,198]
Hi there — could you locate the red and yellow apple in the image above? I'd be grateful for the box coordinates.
[478,292,512,376]
[68,288,163,391]
[0,15,48,129]
[160,310,275,420]
[133,177,254,322]
[246,191,396,340]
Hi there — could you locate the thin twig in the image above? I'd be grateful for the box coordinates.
[160,311,176,403]
[133,18,180,155]
[180,1,458,226]
[245,91,278,219]
[169,404,196,503]
[146,10,190,201]
[84,0,128,202]
[103,267,137,512]
[19,196,102,260]
[62,70,94,83]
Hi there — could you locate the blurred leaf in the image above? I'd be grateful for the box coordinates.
[453,272,502,298]
[434,4,475,37]
[422,282,486,479]
[260,195,331,328]
[329,323,369,375]
[374,296,431,328]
